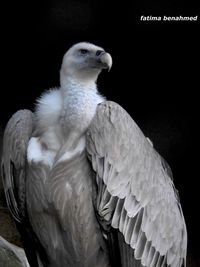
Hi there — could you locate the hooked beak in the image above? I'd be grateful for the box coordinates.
[97,51,112,71]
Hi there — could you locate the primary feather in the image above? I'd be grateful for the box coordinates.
[1,42,187,267]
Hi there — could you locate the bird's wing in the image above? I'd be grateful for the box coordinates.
[1,110,48,267]
[1,110,33,222]
[86,101,187,267]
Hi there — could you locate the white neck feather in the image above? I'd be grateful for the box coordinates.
[60,75,97,96]
[60,67,100,90]
[30,68,105,167]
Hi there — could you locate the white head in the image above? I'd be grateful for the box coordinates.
[60,42,112,87]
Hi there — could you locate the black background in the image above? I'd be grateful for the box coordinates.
[1,0,199,264]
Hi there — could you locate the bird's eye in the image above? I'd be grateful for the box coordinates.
[79,49,89,55]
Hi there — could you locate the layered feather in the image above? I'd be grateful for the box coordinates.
[86,101,187,267]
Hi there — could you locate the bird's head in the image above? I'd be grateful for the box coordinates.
[60,42,112,87]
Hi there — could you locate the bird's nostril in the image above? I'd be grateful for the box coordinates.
[96,50,104,56]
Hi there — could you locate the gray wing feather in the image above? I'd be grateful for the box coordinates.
[1,109,34,222]
[1,110,49,267]
[86,101,187,267]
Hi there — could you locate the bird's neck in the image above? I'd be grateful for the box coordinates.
[60,75,97,96]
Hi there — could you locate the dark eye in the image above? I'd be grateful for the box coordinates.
[79,49,89,55]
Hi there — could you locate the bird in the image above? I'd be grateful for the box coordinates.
[1,42,187,267]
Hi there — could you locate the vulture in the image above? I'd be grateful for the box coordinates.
[1,42,187,267]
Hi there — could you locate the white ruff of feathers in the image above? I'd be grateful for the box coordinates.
[30,75,105,167]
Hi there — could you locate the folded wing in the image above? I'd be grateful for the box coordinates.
[86,101,187,267]
[1,110,48,267]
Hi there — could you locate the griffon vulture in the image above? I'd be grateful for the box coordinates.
[1,42,187,267]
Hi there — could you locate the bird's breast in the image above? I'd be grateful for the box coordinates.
[26,150,110,267]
